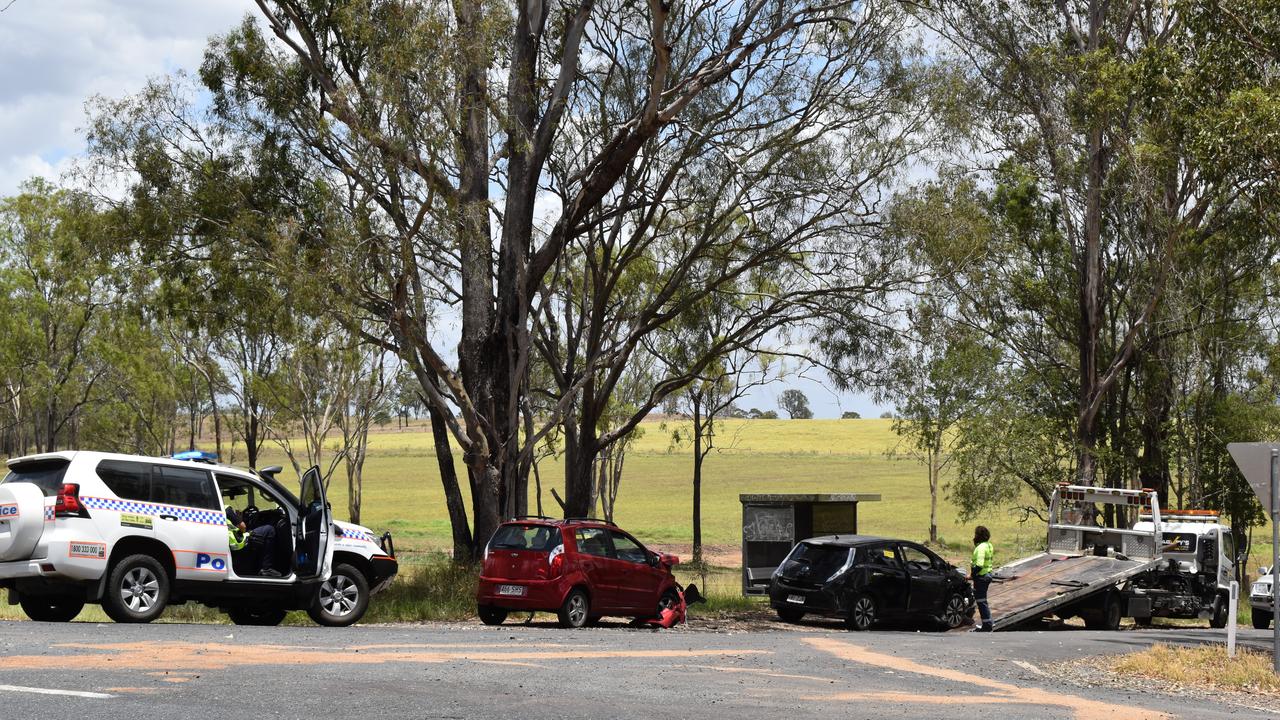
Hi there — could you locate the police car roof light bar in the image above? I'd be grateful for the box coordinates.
[172,450,220,464]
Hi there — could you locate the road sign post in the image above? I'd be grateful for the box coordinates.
[1227,442,1280,672]
[1228,580,1238,659]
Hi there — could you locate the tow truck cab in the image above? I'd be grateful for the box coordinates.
[1125,510,1234,626]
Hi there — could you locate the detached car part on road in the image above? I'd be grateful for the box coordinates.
[476,517,688,628]
[0,451,397,626]
[769,536,975,631]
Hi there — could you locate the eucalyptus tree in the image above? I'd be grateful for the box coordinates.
[912,0,1280,489]
[186,0,927,556]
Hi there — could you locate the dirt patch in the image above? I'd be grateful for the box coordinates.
[804,636,1168,720]
[647,543,740,567]
[0,641,768,673]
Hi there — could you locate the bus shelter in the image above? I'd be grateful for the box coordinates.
[740,493,881,595]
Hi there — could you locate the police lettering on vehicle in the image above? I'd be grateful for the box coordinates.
[195,553,227,571]
[0,504,19,518]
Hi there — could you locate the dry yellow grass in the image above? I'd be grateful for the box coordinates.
[1113,643,1280,695]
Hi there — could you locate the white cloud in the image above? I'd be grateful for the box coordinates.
[0,0,256,196]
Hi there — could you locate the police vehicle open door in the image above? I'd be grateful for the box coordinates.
[295,465,333,580]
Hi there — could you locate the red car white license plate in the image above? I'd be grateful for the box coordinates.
[498,584,527,597]
[786,594,805,604]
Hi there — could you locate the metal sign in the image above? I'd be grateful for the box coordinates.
[1227,442,1280,513]
[1227,441,1280,672]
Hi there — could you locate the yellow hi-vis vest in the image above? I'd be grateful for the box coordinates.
[227,518,247,551]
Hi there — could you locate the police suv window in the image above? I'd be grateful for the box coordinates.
[153,465,219,510]
[96,460,152,502]
[3,458,71,496]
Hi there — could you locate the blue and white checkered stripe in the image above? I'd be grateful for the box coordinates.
[336,526,377,543]
[81,496,224,526]
[43,506,53,521]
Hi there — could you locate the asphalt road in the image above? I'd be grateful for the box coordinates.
[0,618,1270,720]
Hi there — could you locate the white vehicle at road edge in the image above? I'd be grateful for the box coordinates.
[0,450,397,626]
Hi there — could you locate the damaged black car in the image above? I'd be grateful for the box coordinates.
[768,536,974,631]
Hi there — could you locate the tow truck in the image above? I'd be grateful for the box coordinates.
[986,484,1234,631]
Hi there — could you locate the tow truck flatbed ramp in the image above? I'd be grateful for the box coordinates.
[987,552,1162,630]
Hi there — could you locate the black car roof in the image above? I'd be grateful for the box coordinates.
[800,535,898,548]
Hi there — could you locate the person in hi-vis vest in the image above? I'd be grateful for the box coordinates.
[970,526,994,632]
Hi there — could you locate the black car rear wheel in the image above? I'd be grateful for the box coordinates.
[846,593,877,631]
[776,607,805,623]
[940,593,971,630]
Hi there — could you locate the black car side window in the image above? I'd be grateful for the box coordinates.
[900,545,936,572]
[865,544,901,567]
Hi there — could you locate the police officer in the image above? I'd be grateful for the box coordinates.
[970,525,994,632]
[226,508,282,577]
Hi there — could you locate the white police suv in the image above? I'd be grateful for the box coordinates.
[0,450,397,626]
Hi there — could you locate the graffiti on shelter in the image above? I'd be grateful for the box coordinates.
[743,507,794,542]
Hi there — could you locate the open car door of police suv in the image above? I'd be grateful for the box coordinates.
[0,452,396,627]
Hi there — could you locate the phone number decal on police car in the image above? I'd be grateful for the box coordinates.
[68,541,106,559]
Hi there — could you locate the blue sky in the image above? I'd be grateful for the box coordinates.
[0,0,889,419]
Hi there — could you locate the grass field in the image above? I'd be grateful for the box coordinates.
[237,418,1056,567]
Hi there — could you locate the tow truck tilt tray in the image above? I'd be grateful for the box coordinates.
[986,484,1234,631]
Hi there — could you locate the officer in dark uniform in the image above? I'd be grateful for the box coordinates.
[226,507,282,577]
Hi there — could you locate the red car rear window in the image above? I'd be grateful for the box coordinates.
[490,524,562,552]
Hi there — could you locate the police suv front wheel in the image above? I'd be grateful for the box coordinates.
[102,554,170,623]
[307,563,370,627]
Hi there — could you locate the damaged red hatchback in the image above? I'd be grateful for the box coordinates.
[476,518,682,628]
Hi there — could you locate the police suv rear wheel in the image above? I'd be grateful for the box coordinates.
[307,563,369,627]
[19,594,85,622]
[102,554,169,623]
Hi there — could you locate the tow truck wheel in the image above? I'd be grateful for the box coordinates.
[776,607,805,623]
[102,554,170,624]
[307,563,370,627]
[477,605,508,626]
[19,595,85,622]
[1083,594,1122,631]
[1209,595,1229,629]
[228,608,288,626]
[846,593,877,631]
[1252,608,1271,630]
